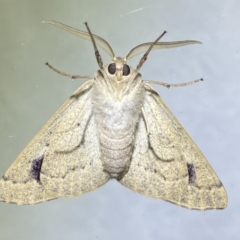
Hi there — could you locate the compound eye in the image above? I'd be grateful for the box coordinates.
[108,63,116,75]
[123,64,130,76]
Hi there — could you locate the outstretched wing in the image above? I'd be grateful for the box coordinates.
[120,83,227,210]
[0,80,110,205]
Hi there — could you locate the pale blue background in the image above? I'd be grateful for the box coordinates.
[0,1,239,239]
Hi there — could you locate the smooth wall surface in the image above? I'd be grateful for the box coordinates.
[0,1,239,239]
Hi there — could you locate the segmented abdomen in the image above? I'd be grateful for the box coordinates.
[99,124,135,178]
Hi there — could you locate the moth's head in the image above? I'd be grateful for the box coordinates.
[103,57,132,82]
[42,21,202,85]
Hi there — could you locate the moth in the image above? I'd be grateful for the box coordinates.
[0,21,227,210]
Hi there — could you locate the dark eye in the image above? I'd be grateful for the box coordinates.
[108,63,116,74]
[123,64,130,76]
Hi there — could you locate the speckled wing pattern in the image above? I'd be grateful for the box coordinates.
[120,83,227,210]
[0,80,110,205]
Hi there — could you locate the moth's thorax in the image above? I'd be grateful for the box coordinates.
[92,69,145,179]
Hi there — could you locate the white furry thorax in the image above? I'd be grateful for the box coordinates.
[91,68,145,133]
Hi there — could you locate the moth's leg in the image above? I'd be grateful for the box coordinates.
[141,107,150,135]
[144,78,203,88]
[45,62,91,79]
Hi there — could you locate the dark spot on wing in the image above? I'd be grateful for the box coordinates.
[187,163,196,184]
[30,155,44,183]
[2,175,8,181]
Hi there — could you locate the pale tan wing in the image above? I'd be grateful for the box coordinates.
[120,83,227,210]
[0,80,110,205]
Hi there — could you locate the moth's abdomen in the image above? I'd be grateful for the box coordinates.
[99,125,135,179]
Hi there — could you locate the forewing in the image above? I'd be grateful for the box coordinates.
[120,83,227,210]
[0,80,110,205]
